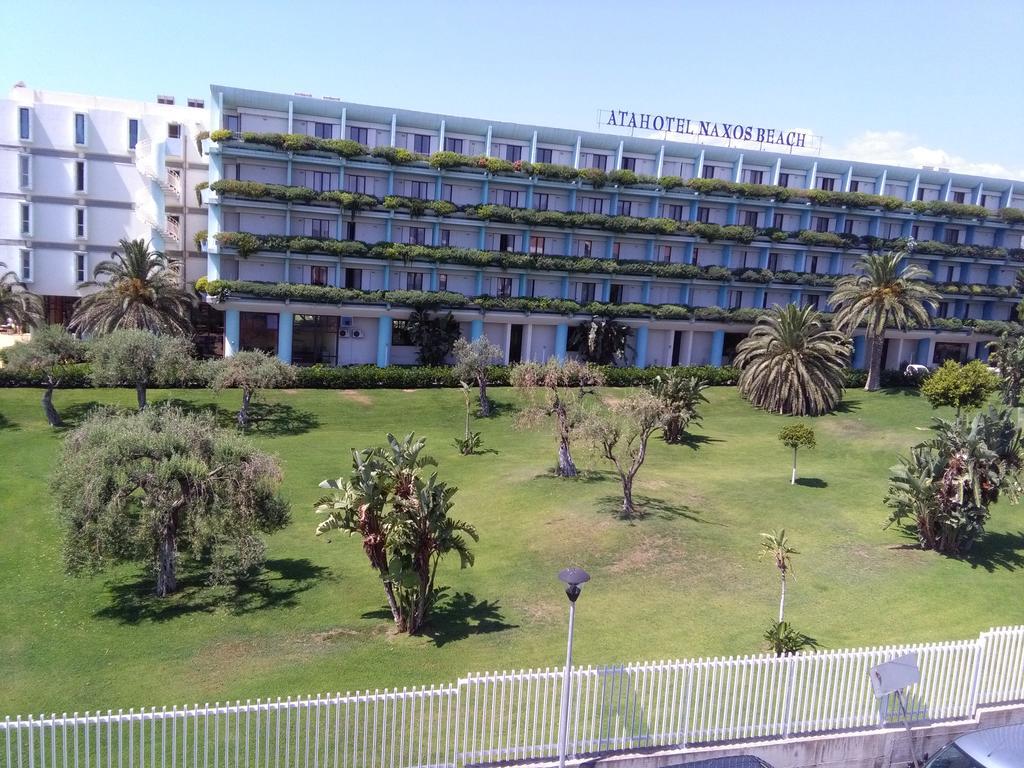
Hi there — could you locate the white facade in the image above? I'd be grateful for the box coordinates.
[0,84,208,323]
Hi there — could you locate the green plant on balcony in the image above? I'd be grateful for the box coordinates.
[193,229,208,250]
[578,168,608,188]
[194,181,209,206]
[909,200,990,219]
[1000,207,1024,224]
[371,146,420,164]
[210,129,233,142]
[797,230,848,248]
[429,200,457,216]
[429,151,473,170]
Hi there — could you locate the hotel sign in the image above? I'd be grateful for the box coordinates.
[605,109,809,148]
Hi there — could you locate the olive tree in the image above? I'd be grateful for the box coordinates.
[207,350,295,429]
[987,333,1024,406]
[3,325,86,427]
[511,359,604,477]
[453,336,503,416]
[584,391,667,518]
[89,329,195,409]
[53,406,290,597]
[778,423,816,485]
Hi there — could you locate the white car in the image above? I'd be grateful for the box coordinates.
[924,723,1024,767]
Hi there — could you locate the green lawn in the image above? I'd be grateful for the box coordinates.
[2,384,1023,716]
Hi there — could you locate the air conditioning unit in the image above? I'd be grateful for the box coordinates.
[338,329,349,338]
[351,329,364,339]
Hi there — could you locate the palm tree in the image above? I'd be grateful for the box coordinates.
[734,304,852,416]
[759,529,798,622]
[69,239,193,336]
[650,372,709,443]
[828,249,939,391]
[0,262,44,330]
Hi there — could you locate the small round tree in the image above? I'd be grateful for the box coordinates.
[3,325,86,427]
[453,336,503,416]
[53,406,290,597]
[89,329,195,410]
[778,423,816,485]
[207,350,295,429]
[920,359,999,416]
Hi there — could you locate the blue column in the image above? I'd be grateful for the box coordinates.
[959,263,970,282]
[430,267,439,291]
[829,254,841,274]
[208,252,222,281]
[722,246,732,268]
[710,330,725,367]
[560,275,570,299]
[754,287,766,308]
[983,302,994,320]
[224,309,240,357]
[564,232,574,256]
[915,337,930,365]
[789,288,803,305]
[478,227,487,250]
[518,273,528,296]
[716,285,728,307]
[475,271,484,296]
[979,343,991,363]
[431,221,441,246]
[799,210,811,230]
[554,324,569,362]
[853,335,866,369]
[385,218,393,241]
[901,220,913,238]
[376,316,392,367]
[726,203,737,226]
[689,200,699,219]
[601,278,611,302]
[642,281,652,304]
[383,263,391,290]
[988,265,1000,284]
[933,223,945,243]
[634,325,649,368]
[758,248,770,269]
[480,178,489,204]
[795,252,807,273]
[679,284,691,305]
[470,319,484,341]
[276,311,293,364]
[386,171,394,196]
[685,243,696,264]
[650,196,661,218]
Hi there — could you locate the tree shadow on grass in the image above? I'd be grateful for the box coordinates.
[157,398,320,437]
[0,413,15,430]
[833,399,862,413]
[596,493,708,524]
[479,399,518,419]
[361,592,517,647]
[965,531,1024,573]
[532,468,614,483]
[880,387,921,397]
[672,433,723,450]
[94,558,330,624]
[794,477,828,488]
[57,400,112,427]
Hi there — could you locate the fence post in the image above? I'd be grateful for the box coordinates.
[452,678,465,768]
[968,632,990,715]
[781,656,797,739]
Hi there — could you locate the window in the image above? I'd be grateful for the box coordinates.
[741,210,758,227]
[128,118,140,149]
[778,172,790,188]
[618,200,633,216]
[166,214,180,240]
[579,240,593,257]
[505,144,522,162]
[609,284,623,304]
[405,272,424,290]
[772,213,785,229]
[440,229,451,247]
[944,229,960,245]
[305,170,334,192]
[157,95,175,105]
[535,147,553,164]
[945,265,955,282]
[494,189,520,207]
[310,219,331,238]
[441,184,454,202]
[391,320,415,346]
[916,187,927,201]
[438,273,448,291]
[408,227,427,245]
[814,216,829,233]
[612,242,621,260]
[534,193,549,211]
[409,180,431,199]
[348,126,369,144]
[806,294,821,310]
[310,266,329,286]
[667,204,686,222]
[529,236,545,255]
[74,113,86,145]
[911,225,921,240]
[692,248,700,266]
[187,98,204,109]
[744,169,764,185]
[444,136,463,153]
[983,194,999,209]
[495,277,513,297]
[74,160,86,193]
[577,282,596,303]
[75,207,86,238]
[498,233,515,252]
[345,174,368,194]
[20,249,32,281]
[167,123,181,139]
[808,255,819,273]
[728,290,743,309]
[661,245,672,263]
[75,252,87,283]
[346,221,356,240]
[413,134,431,154]
[313,122,333,139]
[768,252,779,271]
[20,203,30,236]
[621,157,637,172]
[223,114,240,133]
[702,165,716,180]
[18,154,30,189]
[696,207,711,223]
[937,301,950,318]
[849,180,861,192]
[818,176,835,191]
[18,107,31,140]
[344,268,362,289]
[952,191,966,204]
[588,153,607,171]
[579,196,604,214]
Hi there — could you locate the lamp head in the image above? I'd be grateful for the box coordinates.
[558,567,590,603]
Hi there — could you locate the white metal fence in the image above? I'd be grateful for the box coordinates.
[4,626,1024,768]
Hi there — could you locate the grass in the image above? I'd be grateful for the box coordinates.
[2,384,1024,716]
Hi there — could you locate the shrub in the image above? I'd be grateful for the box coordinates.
[209,129,233,142]
[1000,207,1024,224]
[371,146,419,164]
[909,200,991,219]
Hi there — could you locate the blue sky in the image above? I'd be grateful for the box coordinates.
[4,0,1023,177]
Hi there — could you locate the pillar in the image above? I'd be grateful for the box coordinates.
[554,324,569,362]
[277,311,293,364]
[915,337,932,366]
[710,330,725,367]
[376,316,392,368]
[683,330,694,365]
[634,325,649,368]
[852,335,866,369]
[470,319,484,341]
[224,309,240,357]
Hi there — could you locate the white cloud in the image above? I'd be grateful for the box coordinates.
[819,130,1024,180]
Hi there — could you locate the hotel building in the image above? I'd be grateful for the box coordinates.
[0,84,210,334]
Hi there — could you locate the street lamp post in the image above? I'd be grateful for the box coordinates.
[556,567,590,768]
